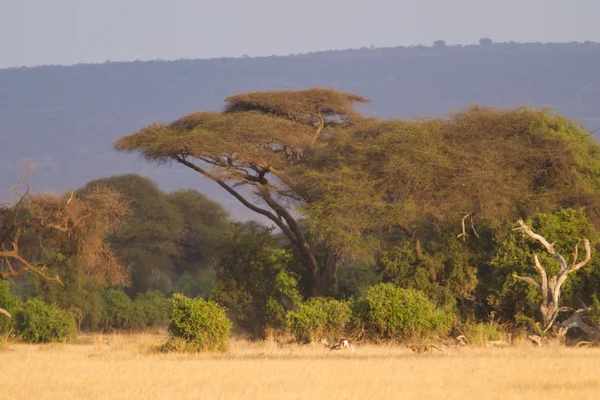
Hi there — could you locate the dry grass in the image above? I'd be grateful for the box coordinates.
[1,333,600,399]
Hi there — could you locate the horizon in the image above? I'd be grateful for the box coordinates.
[2,39,599,71]
[2,0,600,69]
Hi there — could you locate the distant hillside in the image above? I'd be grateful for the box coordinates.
[2,41,600,220]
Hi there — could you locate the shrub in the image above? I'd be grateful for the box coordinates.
[131,290,170,329]
[14,298,76,343]
[166,294,231,352]
[212,227,302,337]
[100,289,134,330]
[0,281,20,334]
[287,298,352,342]
[353,283,453,340]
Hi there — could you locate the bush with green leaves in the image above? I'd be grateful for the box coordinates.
[99,289,170,330]
[14,298,76,343]
[35,259,104,331]
[1,281,20,335]
[100,289,134,330]
[212,225,302,337]
[353,283,453,340]
[131,290,170,328]
[287,297,352,342]
[166,294,231,352]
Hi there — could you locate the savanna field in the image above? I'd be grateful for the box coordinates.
[2,333,600,400]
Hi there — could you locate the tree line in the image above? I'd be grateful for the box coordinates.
[3,88,600,345]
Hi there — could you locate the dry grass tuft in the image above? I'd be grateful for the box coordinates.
[1,333,600,399]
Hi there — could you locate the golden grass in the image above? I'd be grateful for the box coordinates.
[1,333,600,400]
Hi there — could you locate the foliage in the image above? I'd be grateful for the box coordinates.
[0,280,20,334]
[83,175,183,293]
[132,290,170,328]
[167,189,234,274]
[100,289,133,330]
[353,283,454,340]
[378,228,479,310]
[286,297,352,342]
[35,259,104,331]
[173,269,216,299]
[303,108,600,259]
[335,262,379,300]
[167,294,231,352]
[82,175,232,294]
[1,182,130,286]
[114,88,369,296]
[212,225,302,337]
[14,298,76,343]
[590,294,600,326]
[99,288,169,330]
[488,209,599,323]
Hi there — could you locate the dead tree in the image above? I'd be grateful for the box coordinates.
[512,220,592,333]
[1,174,130,287]
[556,305,600,342]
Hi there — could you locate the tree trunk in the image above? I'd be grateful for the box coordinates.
[557,307,600,342]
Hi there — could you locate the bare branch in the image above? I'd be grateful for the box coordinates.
[512,274,541,289]
[457,213,471,241]
[174,155,299,246]
[514,220,594,334]
[0,307,11,319]
[516,219,568,271]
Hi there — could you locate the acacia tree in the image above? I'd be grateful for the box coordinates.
[115,88,368,296]
[513,219,592,333]
[0,175,130,318]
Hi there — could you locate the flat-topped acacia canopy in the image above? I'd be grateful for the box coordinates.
[115,88,368,296]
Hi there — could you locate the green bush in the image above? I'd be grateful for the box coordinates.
[15,298,76,343]
[100,289,133,330]
[34,259,104,331]
[131,290,170,328]
[99,289,170,331]
[0,281,20,334]
[212,226,302,338]
[353,283,453,340]
[287,298,352,342]
[167,294,231,352]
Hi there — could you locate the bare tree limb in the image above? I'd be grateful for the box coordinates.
[512,219,593,334]
[512,274,541,290]
[0,307,11,319]
[516,219,568,270]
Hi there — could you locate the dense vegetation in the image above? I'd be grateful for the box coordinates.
[3,87,600,349]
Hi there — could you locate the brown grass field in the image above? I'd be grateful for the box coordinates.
[1,333,600,400]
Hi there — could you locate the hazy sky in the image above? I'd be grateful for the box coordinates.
[1,0,599,69]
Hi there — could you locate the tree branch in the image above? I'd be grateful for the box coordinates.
[174,155,298,246]
[0,307,11,319]
[516,219,568,270]
[512,274,541,289]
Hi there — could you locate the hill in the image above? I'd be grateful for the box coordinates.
[1,41,599,219]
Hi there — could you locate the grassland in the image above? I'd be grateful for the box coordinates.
[1,333,599,400]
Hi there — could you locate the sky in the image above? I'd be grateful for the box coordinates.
[1,0,600,69]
